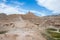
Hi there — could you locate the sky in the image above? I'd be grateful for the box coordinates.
[0,0,60,16]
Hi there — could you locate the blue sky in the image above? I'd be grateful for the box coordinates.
[0,0,60,16]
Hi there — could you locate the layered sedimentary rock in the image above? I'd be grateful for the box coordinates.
[0,12,60,40]
[0,13,46,40]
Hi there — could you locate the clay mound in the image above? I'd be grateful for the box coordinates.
[0,14,23,33]
[20,12,60,28]
[41,16,60,28]
[0,13,8,20]
[8,14,21,21]
[0,20,46,40]
[0,12,60,40]
[20,12,44,25]
[20,12,38,19]
[0,13,47,40]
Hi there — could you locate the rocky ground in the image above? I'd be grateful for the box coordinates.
[0,12,60,40]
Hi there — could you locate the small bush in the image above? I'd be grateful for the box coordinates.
[0,31,7,34]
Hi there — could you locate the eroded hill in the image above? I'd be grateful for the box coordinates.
[0,12,60,40]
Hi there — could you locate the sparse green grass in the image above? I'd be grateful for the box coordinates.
[47,31,60,38]
[59,29,60,32]
[47,28,57,31]
[46,28,60,40]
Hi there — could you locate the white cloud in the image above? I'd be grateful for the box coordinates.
[0,0,46,16]
[0,3,45,16]
[0,1,26,14]
[0,3,25,14]
[36,0,60,13]
[29,10,46,16]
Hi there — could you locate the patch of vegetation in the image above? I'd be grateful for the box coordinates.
[47,31,60,38]
[46,28,60,40]
[0,31,7,34]
[47,28,57,31]
[59,29,60,32]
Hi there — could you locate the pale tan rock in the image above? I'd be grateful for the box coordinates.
[0,13,47,40]
[3,28,46,40]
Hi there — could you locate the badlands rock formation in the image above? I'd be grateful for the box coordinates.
[0,13,46,40]
[0,12,60,40]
